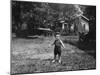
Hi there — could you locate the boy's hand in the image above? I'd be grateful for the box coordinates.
[48,44,51,47]
[62,46,66,50]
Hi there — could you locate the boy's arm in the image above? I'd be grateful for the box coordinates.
[49,40,55,47]
[51,40,56,46]
[59,39,65,48]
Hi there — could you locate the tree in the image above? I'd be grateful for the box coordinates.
[83,6,96,40]
[12,1,87,36]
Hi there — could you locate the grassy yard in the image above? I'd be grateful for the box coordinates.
[11,36,96,74]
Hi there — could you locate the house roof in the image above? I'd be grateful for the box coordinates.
[37,28,52,31]
[81,15,89,21]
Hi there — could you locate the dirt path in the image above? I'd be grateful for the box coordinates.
[11,36,96,74]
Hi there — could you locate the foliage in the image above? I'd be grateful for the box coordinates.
[12,1,96,38]
[12,1,85,28]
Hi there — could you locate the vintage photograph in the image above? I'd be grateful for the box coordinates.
[11,0,96,74]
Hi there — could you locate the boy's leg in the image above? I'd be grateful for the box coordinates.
[52,54,56,63]
[58,49,61,63]
[58,54,61,63]
[52,48,57,63]
[54,54,56,60]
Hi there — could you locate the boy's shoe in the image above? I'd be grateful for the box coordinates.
[52,60,56,63]
[58,60,61,64]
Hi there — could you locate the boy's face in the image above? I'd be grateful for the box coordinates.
[55,35,60,40]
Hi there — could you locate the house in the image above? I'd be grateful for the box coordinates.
[60,20,68,30]
[77,15,89,34]
[75,15,90,41]
[56,15,89,35]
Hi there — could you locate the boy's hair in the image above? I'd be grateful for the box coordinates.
[56,34,60,37]
[55,32,60,37]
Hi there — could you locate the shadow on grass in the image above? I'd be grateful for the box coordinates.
[23,36,39,39]
[12,36,39,40]
[63,39,96,58]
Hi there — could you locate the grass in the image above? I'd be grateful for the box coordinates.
[11,36,96,74]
